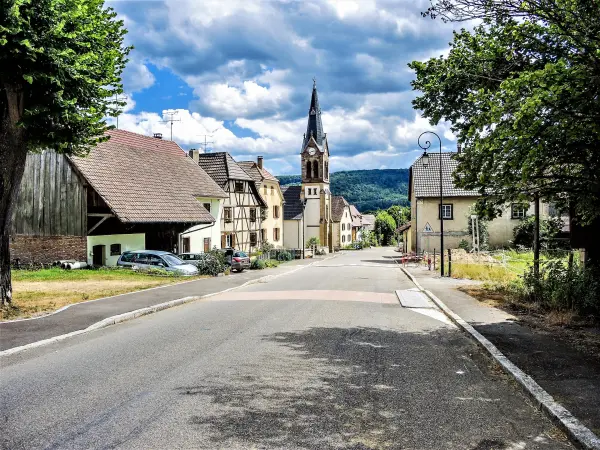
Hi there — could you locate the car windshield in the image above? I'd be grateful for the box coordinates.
[234,251,248,257]
[163,254,184,266]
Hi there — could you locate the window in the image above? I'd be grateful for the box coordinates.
[271,186,274,195]
[110,243,121,256]
[250,232,257,246]
[261,229,267,241]
[264,185,267,195]
[325,161,329,179]
[348,234,352,242]
[313,188,318,195]
[511,203,527,219]
[342,224,345,231]
[120,252,135,262]
[250,208,257,222]
[203,202,211,213]
[203,238,211,253]
[234,181,244,193]
[224,207,232,222]
[181,237,190,253]
[306,161,312,178]
[312,161,319,178]
[273,228,280,241]
[342,235,345,243]
[273,205,280,219]
[223,233,232,248]
[439,204,454,220]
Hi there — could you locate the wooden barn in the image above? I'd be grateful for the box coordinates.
[10,130,227,266]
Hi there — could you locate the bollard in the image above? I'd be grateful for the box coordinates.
[448,248,452,277]
[433,248,436,271]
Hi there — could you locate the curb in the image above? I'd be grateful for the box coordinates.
[399,266,600,450]
[0,257,333,359]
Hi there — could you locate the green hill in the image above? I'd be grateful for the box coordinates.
[277,169,409,212]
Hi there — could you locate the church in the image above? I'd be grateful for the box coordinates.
[282,80,335,252]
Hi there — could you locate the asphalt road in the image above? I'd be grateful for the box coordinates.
[0,248,571,449]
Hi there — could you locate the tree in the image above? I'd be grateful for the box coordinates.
[374,211,396,246]
[1,0,131,305]
[387,205,410,228]
[410,0,599,225]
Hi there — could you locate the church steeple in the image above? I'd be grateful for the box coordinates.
[303,78,324,148]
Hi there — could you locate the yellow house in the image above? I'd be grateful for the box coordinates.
[408,152,555,253]
[239,157,284,248]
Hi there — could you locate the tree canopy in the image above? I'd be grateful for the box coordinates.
[374,211,397,246]
[410,0,600,223]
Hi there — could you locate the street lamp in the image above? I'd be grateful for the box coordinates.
[301,199,307,259]
[418,131,445,276]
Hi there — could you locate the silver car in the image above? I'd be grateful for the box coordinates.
[117,250,198,276]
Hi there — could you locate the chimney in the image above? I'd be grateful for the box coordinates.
[257,156,264,169]
[153,133,163,139]
[188,149,199,163]
[457,143,462,154]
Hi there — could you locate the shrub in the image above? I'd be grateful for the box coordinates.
[194,252,226,276]
[264,259,280,268]
[512,216,566,249]
[306,237,320,248]
[261,240,274,253]
[277,251,293,261]
[458,239,471,251]
[251,259,266,270]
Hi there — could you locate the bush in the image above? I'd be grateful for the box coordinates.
[458,239,471,251]
[306,237,320,248]
[261,240,274,253]
[251,259,266,270]
[276,251,293,261]
[195,251,226,276]
[512,216,566,249]
[264,259,280,268]
[374,211,396,245]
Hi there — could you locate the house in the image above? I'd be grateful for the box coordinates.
[10,130,227,266]
[408,152,557,253]
[281,185,304,249]
[361,214,375,233]
[349,205,363,242]
[238,157,284,248]
[331,196,353,249]
[193,151,267,253]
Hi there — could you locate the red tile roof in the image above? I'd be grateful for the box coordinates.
[69,129,227,224]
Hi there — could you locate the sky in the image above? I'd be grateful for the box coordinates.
[108,0,462,175]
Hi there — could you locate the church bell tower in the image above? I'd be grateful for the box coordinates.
[300,79,332,252]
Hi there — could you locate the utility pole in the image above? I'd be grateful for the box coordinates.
[113,93,128,129]
[161,110,181,141]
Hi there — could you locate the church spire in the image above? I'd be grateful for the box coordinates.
[303,78,324,148]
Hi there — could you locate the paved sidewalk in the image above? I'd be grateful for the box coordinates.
[405,264,600,436]
[0,259,315,352]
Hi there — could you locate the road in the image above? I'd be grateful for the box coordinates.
[0,248,570,449]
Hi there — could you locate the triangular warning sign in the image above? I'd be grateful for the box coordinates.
[423,222,433,232]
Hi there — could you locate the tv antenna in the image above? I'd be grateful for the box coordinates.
[161,110,181,141]
[198,128,218,153]
[113,92,128,129]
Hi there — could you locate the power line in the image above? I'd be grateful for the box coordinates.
[161,110,181,141]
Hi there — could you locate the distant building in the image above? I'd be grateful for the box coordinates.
[331,196,352,250]
[281,185,304,250]
[238,157,284,249]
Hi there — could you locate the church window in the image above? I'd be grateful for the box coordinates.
[312,161,319,178]
[325,162,329,178]
[306,161,312,178]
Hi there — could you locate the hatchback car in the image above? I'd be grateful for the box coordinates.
[219,248,251,272]
[117,250,198,276]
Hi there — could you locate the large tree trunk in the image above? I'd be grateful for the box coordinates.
[1,83,27,306]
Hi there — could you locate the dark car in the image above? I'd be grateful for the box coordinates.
[220,248,250,272]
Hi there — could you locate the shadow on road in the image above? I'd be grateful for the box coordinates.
[175,327,568,449]
[360,259,398,265]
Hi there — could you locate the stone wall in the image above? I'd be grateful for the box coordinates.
[10,235,87,265]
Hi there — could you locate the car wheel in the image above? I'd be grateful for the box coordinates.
[238,268,244,273]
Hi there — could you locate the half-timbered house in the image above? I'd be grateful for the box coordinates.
[195,152,267,252]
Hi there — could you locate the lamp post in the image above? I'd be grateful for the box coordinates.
[301,199,307,259]
[418,131,445,276]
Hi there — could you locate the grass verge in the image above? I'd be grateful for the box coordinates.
[1,268,208,321]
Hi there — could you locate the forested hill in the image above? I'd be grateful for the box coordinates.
[277,169,410,212]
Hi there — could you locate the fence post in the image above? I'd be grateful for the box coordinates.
[448,248,452,278]
[433,248,436,271]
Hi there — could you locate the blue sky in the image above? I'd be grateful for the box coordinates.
[108,0,461,175]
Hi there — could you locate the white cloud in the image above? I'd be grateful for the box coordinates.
[121,59,155,92]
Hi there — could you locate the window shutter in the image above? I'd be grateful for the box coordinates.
[221,234,226,249]
[231,233,236,248]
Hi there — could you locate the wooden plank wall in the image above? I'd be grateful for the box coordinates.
[11,151,87,236]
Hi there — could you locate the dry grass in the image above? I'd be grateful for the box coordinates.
[1,268,207,320]
[449,262,517,283]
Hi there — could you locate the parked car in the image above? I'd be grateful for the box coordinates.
[178,253,204,266]
[117,250,198,275]
[219,248,251,272]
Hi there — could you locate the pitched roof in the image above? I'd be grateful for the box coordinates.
[197,152,254,188]
[69,129,227,224]
[412,152,478,198]
[331,196,349,222]
[302,80,325,150]
[397,223,411,233]
[282,185,303,220]
[349,204,362,227]
[237,161,279,183]
[362,214,375,225]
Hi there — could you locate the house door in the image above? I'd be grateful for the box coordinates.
[203,238,211,253]
[92,245,106,266]
[182,237,190,253]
